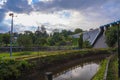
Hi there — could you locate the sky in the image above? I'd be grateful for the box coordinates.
[0,0,120,33]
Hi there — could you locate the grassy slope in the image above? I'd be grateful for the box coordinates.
[0,48,111,60]
[107,55,118,80]
[92,59,108,80]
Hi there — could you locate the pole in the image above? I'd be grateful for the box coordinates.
[45,72,53,80]
[118,22,120,77]
[10,13,14,57]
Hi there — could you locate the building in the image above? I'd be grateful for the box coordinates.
[71,20,120,48]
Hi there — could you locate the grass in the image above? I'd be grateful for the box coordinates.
[106,54,118,80]
[0,48,111,60]
[92,59,108,80]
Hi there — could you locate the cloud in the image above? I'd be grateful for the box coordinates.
[0,22,10,32]
[3,0,32,13]
[33,0,108,12]
[0,0,120,33]
[0,9,6,22]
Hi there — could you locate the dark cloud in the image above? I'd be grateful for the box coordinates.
[4,0,32,13]
[0,9,6,22]
[0,0,32,22]
[33,0,110,11]
[0,0,120,32]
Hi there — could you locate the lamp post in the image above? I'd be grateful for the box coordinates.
[9,13,14,57]
[117,22,120,77]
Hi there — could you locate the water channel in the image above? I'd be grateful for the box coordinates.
[53,62,99,80]
[20,55,108,80]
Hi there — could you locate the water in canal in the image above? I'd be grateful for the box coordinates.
[53,62,99,80]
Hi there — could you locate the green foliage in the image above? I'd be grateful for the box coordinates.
[92,59,108,80]
[83,40,92,48]
[105,26,119,47]
[78,33,83,49]
[0,34,3,46]
[74,28,83,34]
[0,58,32,80]
[0,49,112,79]
[2,33,10,46]
[72,38,79,46]
[17,60,32,71]
[107,55,118,80]
[35,38,47,46]
[17,34,32,47]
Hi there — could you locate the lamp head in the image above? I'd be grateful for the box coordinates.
[9,13,14,16]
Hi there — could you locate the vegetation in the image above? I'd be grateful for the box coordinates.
[0,49,112,80]
[0,27,84,48]
[92,59,108,80]
[73,28,83,34]
[83,40,92,48]
[17,34,33,47]
[107,55,118,80]
[78,33,92,49]
[105,25,120,47]
[2,33,10,46]
[78,33,83,49]
[0,49,111,60]
[0,58,33,80]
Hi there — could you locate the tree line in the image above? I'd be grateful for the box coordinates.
[0,26,84,48]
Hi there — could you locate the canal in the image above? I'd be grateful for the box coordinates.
[20,54,109,80]
[53,62,99,80]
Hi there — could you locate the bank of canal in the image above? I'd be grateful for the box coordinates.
[1,49,112,80]
[20,53,110,80]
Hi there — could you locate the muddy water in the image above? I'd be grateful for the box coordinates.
[53,62,99,80]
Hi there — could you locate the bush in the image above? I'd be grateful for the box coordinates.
[0,58,32,80]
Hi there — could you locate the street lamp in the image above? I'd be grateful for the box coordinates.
[9,13,14,57]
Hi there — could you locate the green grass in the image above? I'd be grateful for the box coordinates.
[106,55,118,80]
[92,59,108,80]
[0,48,111,60]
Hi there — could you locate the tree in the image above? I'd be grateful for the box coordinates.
[17,35,32,47]
[47,37,56,46]
[83,40,92,48]
[74,28,83,34]
[35,38,47,46]
[105,26,118,47]
[2,34,10,46]
[0,34,3,46]
[78,33,83,49]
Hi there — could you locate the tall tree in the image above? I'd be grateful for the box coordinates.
[105,26,118,47]
[74,28,83,34]
[78,33,83,49]
[0,34,3,46]
[2,34,10,46]
[17,35,32,47]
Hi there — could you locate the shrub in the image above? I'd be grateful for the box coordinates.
[0,58,32,80]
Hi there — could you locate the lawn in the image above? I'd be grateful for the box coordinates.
[0,50,84,60]
[0,48,111,60]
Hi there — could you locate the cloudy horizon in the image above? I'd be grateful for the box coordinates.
[0,0,120,33]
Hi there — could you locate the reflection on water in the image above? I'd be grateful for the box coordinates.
[53,63,99,80]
